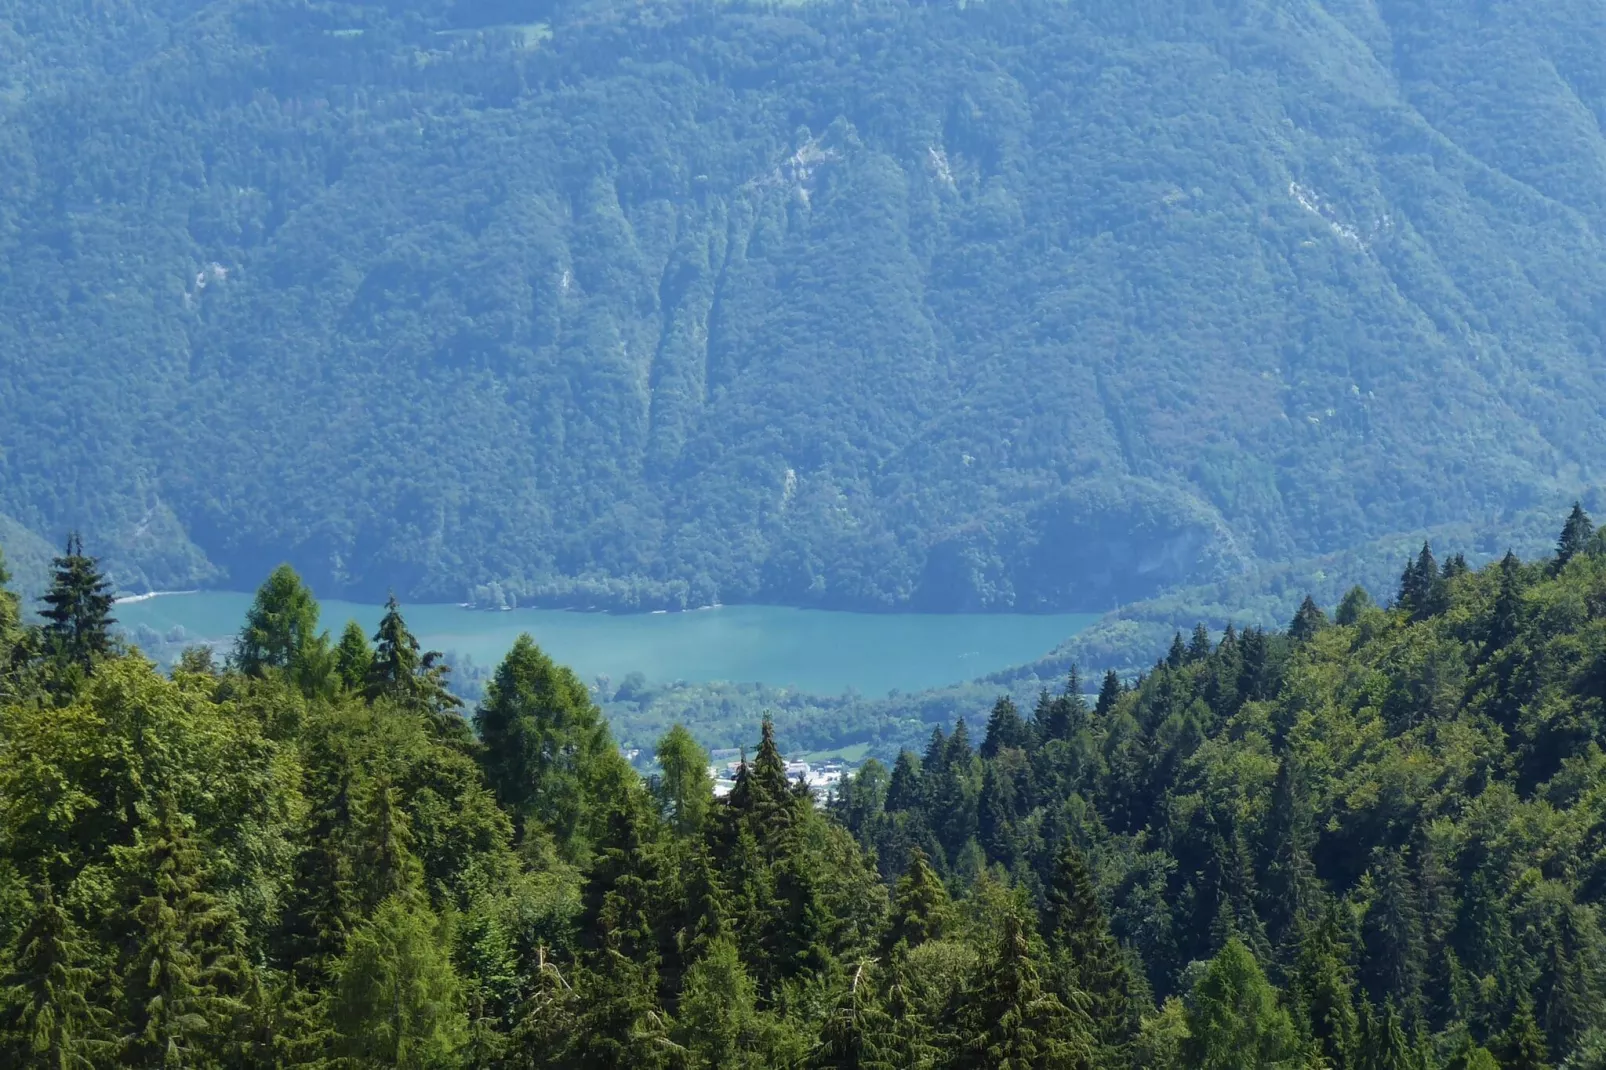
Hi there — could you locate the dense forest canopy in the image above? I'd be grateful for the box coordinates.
[4,513,1606,1066]
[3,0,1606,609]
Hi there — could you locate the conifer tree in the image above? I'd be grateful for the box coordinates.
[832,759,888,836]
[884,848,955,954]
[727,718,798,844]
[1336,585,1375,626]
[961,908,1094,1070]
[1555,503,1593,571]
[1398,543,1444,618]
[1495,998,1551,1070]
[278,766,361,986]
[352,776,425,912]
[813,960,897,1070]
[1166,632,1187,669]
[884,751,922,813]
[1095,670,1122,719]
[235,564,332,696]
[673,935,777,1068]
[367,595,421,700]
[1445,1032,1501,1070]
[1289,906,1359,1070]
[473,634,630,856]
[1362,849,1426,1017]
[654,724,713,837]
[1188,623,1213,662]
[1355,998,1435,1070]
[981,696,1030,758]
[506,949,579,1069]
[1486,552,1525,654]
[0,547,21,651]
[331,896,469,1070]
[572,946,678,1070]
[1043,841,1133,1060]
[0,881,107,1070]
[1261,758,1318,953]
[113,800,251,1069]
[39,534,115,673]
[1183,938,1301,1070]
[1289,596,1328,645]
[978,762,1020,866]
[334,619,373,693]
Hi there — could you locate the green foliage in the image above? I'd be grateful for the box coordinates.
[7,0,1606,619]
[4,526,1606,1065]
[38,535,115,675]
[652,724,712,838]
[1183,938,1301,1070]
[331,896,468,1070]
[236,565,333,698]
[473,634,630,858]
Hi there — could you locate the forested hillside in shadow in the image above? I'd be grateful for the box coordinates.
[3,0,1606,608]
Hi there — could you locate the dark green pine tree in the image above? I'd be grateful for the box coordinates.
[981,696,1030,758]
[366,595,463,730]
[922,725,950,780]
[1166,632,1187,669]
[1361,849,1426,1018]
[1336,585,1375,626]
[351,776,425,913]
[1442,552,1471,581]
[961,908,1094,1070]
[332,619,372,694]
[1397,543,1444,618]
[884,751,922,813]
[276,764,361,986]
[113,801,251,1070]
[1188,623,1213,662]
[0,881,108,1070]
[882,848,955,954]
[581,793,670,966]
[1355,998,1422,1070]
[727,718,800,846]
[977,763,1021,866]
[506,949,579,1069]
[1043,841,1133,1061]
[1094,670,1122,719]
[931,722,979,862]
[572,947,677,1070]
[813,960,898,1070]
[1486,552,1525,654]
[365,594,421,701]
[1289,596,1329,645]
[1494,998,1551,1070]
[1288,905,1360,1070]
[1260,758,1319,955]
[39,534,116,673]
[1554,503,1593,571]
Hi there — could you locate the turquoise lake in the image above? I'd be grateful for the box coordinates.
[116,592,1099,696]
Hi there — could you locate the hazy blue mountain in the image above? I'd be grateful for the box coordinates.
[2,0,1604,610]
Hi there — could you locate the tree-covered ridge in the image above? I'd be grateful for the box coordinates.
[4,0,1606,608]
[6,517,1606,1065]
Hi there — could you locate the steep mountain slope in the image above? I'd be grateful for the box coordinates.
[1,0,1604,608]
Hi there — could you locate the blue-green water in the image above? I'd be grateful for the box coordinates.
[116,593,1098,696]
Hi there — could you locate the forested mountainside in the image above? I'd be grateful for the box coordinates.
[7,516,1606,1067]
[4,0,1606,609]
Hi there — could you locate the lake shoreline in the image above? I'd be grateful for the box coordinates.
[116,592,1101,698]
